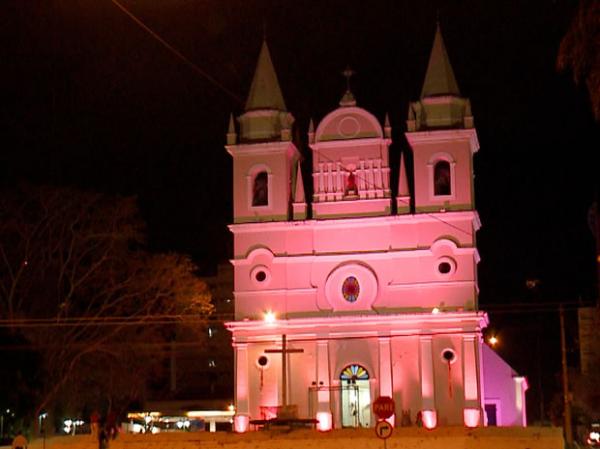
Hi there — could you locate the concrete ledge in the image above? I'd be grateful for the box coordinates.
[25,426,564,449]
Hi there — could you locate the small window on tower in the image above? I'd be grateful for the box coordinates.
[252,171,269,206]
[434,161,451,196]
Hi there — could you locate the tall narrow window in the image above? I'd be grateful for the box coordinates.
[434,161,451,196]
[252,171,268,206]
[340,364,371,428]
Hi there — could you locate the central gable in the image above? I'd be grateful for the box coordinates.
[315,107,383,142]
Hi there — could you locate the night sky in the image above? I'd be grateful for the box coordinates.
[2,0,599,421]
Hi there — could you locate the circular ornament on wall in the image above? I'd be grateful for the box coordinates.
[337,116,360,138]
[256,354,270,369]
[435,256,456,278]
[441,348,457,364]
[342,276,360,302]
[250,265,271,287]
[324,263,378,311]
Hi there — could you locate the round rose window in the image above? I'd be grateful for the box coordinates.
[342,276,360,303]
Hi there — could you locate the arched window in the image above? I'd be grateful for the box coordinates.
[340,364,369,382]
[434,160,451,196]
[252,171,268,206]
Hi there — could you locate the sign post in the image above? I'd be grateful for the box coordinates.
[375,420,393,448]
[373,396,395,449]
[373,396,395,420]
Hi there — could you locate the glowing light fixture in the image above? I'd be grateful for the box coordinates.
[263,311,276,324]
[431,307,440,314]
[422,410,437,429]
[234,415,249,433]
[464,408,480,427]
[316,411,332,431]
[488,336,498,347]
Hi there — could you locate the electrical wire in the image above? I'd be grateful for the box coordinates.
[110,0,242,103]
[110,0,472,238]
[0,301,594,329]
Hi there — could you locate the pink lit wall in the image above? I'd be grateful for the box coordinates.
[230,214,480,322]
[481,344,528,426]
[227,85,525,430]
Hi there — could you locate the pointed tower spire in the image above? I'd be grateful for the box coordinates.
[245,40,287,111]
[292,160,307,220]
[238,39,294,142]
[407,23,471,131]
[294,161,306,203]
[398,152,410,197]
[384,113,391,138]
[308,118,315,144]
[396,151,411,214]
[421,23,460,98]
[226,113,237,145]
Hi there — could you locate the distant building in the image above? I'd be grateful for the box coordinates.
[226,25,527,431]
[199,263,234,399]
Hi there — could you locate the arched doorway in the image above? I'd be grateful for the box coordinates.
[340,364,371,427]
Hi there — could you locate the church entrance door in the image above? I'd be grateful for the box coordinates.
[340,364,371,427]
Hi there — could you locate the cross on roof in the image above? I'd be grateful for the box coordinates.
[342,66,355,92]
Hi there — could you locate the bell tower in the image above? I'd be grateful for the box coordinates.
[406,23,479,214]
[226,40,300,224]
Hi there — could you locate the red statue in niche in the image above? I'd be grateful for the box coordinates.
[345,171,358,197]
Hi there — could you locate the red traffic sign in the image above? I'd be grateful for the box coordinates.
[375,420,393,439]
[372,396,395,419]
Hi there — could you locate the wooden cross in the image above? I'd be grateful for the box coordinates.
[265,334,304,407]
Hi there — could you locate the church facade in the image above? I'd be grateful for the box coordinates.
[225,26,528,431]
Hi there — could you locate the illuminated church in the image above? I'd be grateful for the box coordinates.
[225,25,528,431]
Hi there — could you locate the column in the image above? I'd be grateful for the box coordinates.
[359,160,366,195]
[336,163,343,199]
[419,336,437,429]
[366,159,374,197]
[318,163,324,197]
[327,163,334,196]
[234,343,250,432]
[315,339,332,431]
[374,159,383,192]
[462,335,482,427]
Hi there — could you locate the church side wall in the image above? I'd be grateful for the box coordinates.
[482,344,525,426]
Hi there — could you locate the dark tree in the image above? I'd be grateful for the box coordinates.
[557,0,600,121]
[0,184,212,429]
